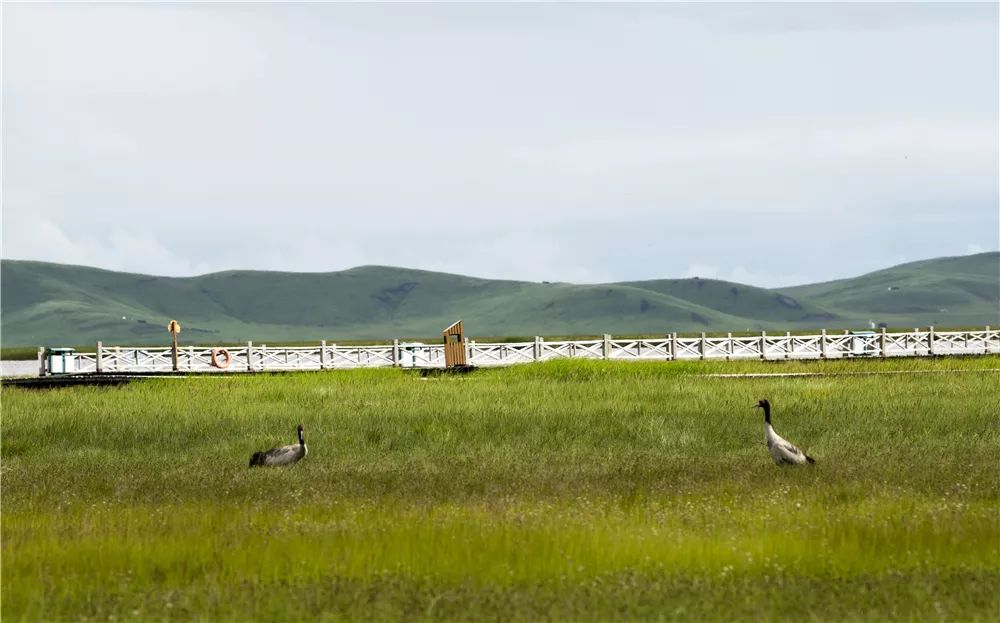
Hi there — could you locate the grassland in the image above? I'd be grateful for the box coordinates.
[3,356,999,621]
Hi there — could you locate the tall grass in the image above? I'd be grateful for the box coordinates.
[3,357,999,621]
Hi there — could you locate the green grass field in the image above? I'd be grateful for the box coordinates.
[3,357,999,621]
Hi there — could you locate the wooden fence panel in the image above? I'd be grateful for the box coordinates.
[469,343,535,366]
[608,339,673,360]
[673,338,701,360]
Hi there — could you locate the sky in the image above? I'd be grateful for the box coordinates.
[3,2,998,288]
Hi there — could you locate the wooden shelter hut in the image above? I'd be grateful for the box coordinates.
[442,320,467,367]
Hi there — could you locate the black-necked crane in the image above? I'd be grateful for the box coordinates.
[249,424,308,467]
[755,399,815,465]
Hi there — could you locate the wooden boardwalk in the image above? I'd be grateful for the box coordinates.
[34,327,1000,376]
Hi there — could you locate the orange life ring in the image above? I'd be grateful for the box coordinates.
[211,348,231,369]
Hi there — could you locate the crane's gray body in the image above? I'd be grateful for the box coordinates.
[250,425,307,467]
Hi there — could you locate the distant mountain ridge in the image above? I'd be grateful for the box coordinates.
[1,253,997,346]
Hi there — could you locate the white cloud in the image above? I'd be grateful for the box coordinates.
[2,3,997,288]
[511,119,998,217]
[681,264,817,289]
[1,214,214,276]
[729,266,817,290]
[4,4,271,96]
[682,264,719,280]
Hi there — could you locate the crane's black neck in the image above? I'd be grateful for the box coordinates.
[762,403,771,424]
[298,428,305,446]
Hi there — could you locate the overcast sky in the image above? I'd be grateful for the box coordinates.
[3,2,998,288]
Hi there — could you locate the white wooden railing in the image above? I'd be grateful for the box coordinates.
[39,327,1000,375]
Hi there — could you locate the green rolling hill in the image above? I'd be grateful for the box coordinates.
[1,253,997,347]
[783,253,1000,328]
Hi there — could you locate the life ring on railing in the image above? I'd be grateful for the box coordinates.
[211,348,231,370]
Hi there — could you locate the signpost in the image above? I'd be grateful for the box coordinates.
[168,320,181,372]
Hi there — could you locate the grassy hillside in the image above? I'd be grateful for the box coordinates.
[3,358,998,621]
[2,253,997,347]
[618,278,836,323]
[784,253,1000,327]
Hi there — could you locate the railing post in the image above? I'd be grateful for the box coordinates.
[760,331,767,360]
[320,340,327,369]
[38,347,47,377]
[726,332,732,360]
[392,339,400,367]
[986,326,992,354]
[668,333,676,360]
[534,337,542,361]
[246,341,253,371]
[785,331,792,359]
[928,326,936,356]
[820,329,827,358]
[879,328,886,358]
[602,334,611,360]
[96,342,103,373]
[699,332,706,360]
